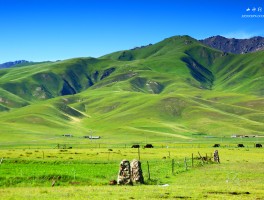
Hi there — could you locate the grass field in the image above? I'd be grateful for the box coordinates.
[0,145,263,199]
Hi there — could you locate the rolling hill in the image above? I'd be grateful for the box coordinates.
[0,35,263,146]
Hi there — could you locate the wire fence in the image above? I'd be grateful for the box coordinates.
[0,141,262,150]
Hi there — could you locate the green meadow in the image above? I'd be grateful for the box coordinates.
[0,146,263,199]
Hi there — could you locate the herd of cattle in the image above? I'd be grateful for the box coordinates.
[131,144,154,148]
[132,143,262,148]
[213,143,262,148]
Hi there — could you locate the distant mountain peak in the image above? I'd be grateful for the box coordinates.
[200,35,264,54]
[0,60,30,69]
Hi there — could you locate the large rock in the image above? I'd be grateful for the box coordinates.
[117,160,132,185]
[130,159,144,184]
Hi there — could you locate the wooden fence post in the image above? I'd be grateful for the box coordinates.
[192,153,194,167]
[184,157,187,170]
[172,159,175,174]
[198,152,204,164]
[147,161,151,180]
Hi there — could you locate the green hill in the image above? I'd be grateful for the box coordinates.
[0,35,263,146]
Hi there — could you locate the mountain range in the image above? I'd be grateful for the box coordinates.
[1,35,264,68]
[0,35,263,145]
[200,35,264,54]
[0,60,30,69]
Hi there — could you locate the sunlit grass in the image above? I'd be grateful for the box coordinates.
[0,147,263,199]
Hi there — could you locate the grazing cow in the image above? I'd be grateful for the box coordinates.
[144,144,154,148]
[131,145,140,148]
[213,144,220,147]
[237,144,244,148]
[255,144,262,148]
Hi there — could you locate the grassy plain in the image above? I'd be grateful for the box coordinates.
[0,145,263,199]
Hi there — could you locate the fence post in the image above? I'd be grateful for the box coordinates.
[184,157,187,170]
[192,153,194,167]
[198,152,204,164]
[147,161,151,180]
[172,159,175,174]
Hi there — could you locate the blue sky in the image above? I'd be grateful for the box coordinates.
[0,0,264,63]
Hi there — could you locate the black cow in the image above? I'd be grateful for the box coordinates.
[237,144,244,148]
[255,144,262,148]
[144,144,154,148]
[213,144,220,147]
[131,144,140,148]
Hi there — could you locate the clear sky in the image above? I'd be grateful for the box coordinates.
[0,0,264,63]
